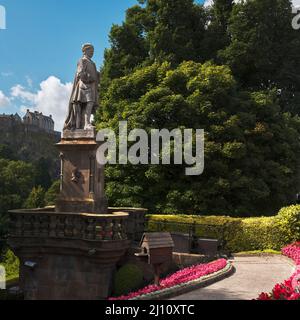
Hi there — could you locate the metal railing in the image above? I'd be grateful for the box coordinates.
[145,218,229,251]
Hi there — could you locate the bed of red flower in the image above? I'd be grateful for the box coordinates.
[257,242,300,300]
[109,259,228,301]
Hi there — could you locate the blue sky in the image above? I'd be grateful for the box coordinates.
[0,0,298,130]
[13,0,300,130]
[0,0,299,129]
[1,0,156,129]
[0,0,139,91]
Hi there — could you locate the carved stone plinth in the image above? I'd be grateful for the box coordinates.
[56,129,108,214]
[8,208,130,300]
[62,129,96,140]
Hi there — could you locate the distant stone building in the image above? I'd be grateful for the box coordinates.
[0,111,61,178]
[0,110,60,137]
[0,113,22,128]
[23,110,55,133]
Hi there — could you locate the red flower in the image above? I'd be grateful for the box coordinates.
[258,293,271,300]
[257,241,300,300]
[288,293,300,300]
[109,259,228,300]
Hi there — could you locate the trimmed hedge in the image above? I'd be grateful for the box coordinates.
[147,205,300,253]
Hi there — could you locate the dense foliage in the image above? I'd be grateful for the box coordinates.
[147,205,300,252]
[24,186,46,209]
[101,0,300,113]
[0,250,19,282]
[98,61,300,216]
[0,250,21,301]
[44,180,61,206]
[0,158,36,249]
[96,0,300,216]
[0,149,58,296]
[220,0,300,114]
[0,145,60,250]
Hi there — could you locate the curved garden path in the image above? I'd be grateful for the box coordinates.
[171,256,295,300]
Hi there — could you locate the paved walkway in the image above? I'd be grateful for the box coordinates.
[171,256,295,300]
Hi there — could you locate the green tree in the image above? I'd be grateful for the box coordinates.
[24,186,46,209]
[0,160,35,207]
[34,157,52,190]
[97,0,300,216]
[0,159,36,248]
[100,0,300,114]
[101,3,149,87]
[202,0,234,61]
[100,0,207,87]
[97,61,300,216]
[145,0,206,64]
[0,144,15,160]
[220,0,300,114]
[45,180,60,206]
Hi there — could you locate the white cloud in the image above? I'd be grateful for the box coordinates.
[204,0,248,8]
[11,76,72,131]
[0,90,10,107]
[293,0,300,8]
[203,0,213,6]
[11,84,36,102]
[204,0,300,7]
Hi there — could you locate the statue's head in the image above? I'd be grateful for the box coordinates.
[82,43,94,58]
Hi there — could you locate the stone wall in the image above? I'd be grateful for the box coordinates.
[0,117,13,128]
[8,208,130,300]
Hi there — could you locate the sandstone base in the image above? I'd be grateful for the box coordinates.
[8,208,130,300]
[56,130,108,214]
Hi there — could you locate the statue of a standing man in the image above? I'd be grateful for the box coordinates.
[64,43,99,131]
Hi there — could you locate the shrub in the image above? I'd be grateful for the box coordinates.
[147,205,300,252]
[0,249,19,281]
[276,206,300,245]
[45,180,60,206]
[24,186,46,209]
[113,264,143,297]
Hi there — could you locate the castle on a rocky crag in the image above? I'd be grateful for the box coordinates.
[0,110,60,137]
[0,110,61,177]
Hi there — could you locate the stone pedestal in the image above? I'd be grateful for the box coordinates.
[7,128,135,300]
[8,208,130,300]
[56,129,107,214]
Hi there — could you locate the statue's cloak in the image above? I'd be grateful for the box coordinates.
[64,57,99,130]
